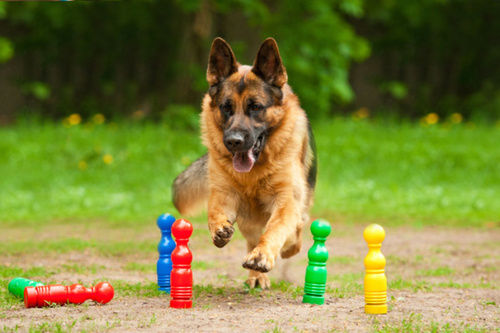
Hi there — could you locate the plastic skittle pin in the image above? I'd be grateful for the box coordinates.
[170,218,193,309]
[364,224,387,314]
[8,278,44,299]
[157,213,176,293]
[303,219,331,305]
[24,282,114,308]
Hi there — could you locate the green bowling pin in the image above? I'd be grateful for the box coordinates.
[303,219,331,305]
[8,278,44,299]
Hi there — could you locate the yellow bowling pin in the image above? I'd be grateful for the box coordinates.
[364,224,387,314]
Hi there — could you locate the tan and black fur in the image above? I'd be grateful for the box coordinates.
[173,37,317,289]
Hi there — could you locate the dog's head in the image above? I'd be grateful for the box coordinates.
[205,37,288,173]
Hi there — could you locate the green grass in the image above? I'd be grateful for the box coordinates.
[122,260,217,273]
[387,276,495,292]
[416,267,455,277]
[0,120,204,226]
[111,280,164,298]
[0,266,53,279]
[5,316,124,333]
[123,262,154,272]
[313,118,500,227]
[0,238,155,256]
[270,280,303,299]
[193,284,230,298]
[61,264,106,275]
[0,117,499,226]
[24,321,77,333]
[327,255,357,264]
[370,313,492,333]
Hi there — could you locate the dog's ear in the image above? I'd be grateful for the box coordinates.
[207,38,238,86]
[252,38,287,87]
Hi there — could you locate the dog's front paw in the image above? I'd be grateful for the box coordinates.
[242,247,275,273]
[210,220,234,248]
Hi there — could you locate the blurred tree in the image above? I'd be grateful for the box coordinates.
[4,2,194,118]
[0,3,14,64]
[0,0,499,121]
[364,0,500,119]
[0,0,370,120]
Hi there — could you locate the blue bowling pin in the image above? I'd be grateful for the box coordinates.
[157,214,176,292]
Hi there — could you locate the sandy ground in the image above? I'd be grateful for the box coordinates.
[1,224,499,332]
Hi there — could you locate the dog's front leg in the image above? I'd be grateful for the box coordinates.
[242,192,301,273]
[207,187,237,248]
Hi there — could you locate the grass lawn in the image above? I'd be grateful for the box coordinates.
[0,116,498,227]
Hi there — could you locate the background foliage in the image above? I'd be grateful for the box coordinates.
[364,0,500,119]
[0,0,499,121]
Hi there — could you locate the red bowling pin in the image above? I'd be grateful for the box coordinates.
[170,218,193,309]
[24,282,114,308]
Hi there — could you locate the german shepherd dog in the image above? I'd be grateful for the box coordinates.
[173,37,317,289]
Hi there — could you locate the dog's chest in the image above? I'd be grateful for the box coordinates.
[235,179,276,216]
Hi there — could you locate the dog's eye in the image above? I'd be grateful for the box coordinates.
[251,104,262,112]
[221,104,231,115]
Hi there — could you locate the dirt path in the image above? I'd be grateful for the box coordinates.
[1,224,499,332]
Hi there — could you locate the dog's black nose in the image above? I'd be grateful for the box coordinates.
[225,133,244,150]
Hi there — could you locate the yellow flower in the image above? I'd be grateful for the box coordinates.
[93,114,106,125]
[352,107,370,120]
[132,110,146,120]
[103,154,113,164]
[78,161,87,170]
[423,113,439,125]
[67,113,82,126]
[420,112,439,126]
[358,108,370,118]
[450,113,463,124]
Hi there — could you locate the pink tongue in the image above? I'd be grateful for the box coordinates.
[233,150,255,173]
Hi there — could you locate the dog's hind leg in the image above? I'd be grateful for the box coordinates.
[247,270,270,289]
[244,240,271,289]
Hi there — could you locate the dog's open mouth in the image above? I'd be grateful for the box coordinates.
[232,134,264,173]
